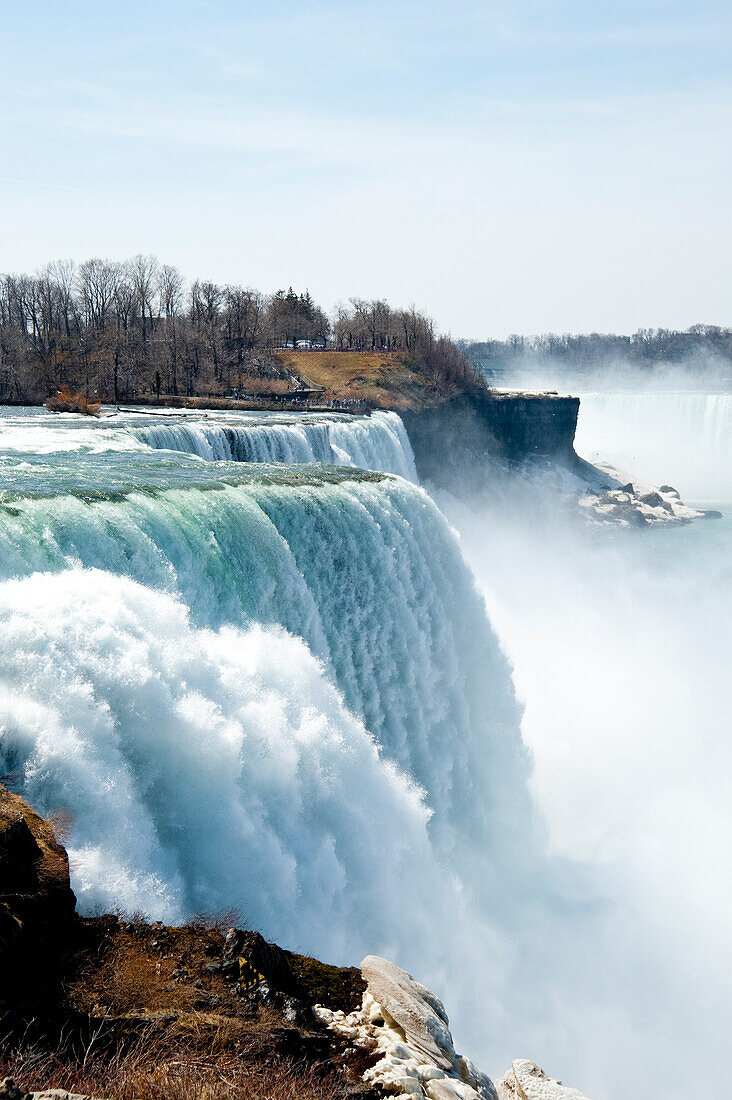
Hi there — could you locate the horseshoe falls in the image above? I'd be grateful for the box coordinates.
[575,390,732,500]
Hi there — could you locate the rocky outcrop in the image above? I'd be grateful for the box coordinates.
[0,787,76,1006]
[401,392,580,490]
[316,955,498,1099]
[316,956,593,1100]
[577,465,720,527]
[0,792,589,1100]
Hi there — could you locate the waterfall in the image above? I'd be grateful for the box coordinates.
[0,566,486,961]
[0,453,530,900]
[575,391,732,501]
[133,409,418,480]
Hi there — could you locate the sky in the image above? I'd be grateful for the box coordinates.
[0,0,730,338]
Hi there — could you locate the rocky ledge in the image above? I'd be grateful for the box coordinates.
[1,785,591,1099]
[575,460,722,528]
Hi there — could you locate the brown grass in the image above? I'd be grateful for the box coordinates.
[274,349,433,408]
[45,386,102,416]
[0,1031,337,1100]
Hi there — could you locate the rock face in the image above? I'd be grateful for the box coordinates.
[495,1060,590,1100]
[315,955,498,1100]
[401,392,580,490]
[0,786,76,1004]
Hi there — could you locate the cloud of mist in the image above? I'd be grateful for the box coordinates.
[430,399,732,1098]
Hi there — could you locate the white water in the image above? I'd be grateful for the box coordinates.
[0,465,526,863]
[132,409,418,481]
[0,406,417,481]
[0,567,489,964]
[0,416,542,1063]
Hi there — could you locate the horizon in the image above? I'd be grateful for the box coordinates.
[1,1,730,338]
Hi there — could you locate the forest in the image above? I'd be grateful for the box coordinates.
[0,256,475,404]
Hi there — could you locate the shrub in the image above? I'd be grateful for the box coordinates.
[45,386,101,416]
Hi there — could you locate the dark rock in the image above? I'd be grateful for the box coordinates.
[0,1079,31,1100]
[0,819,43,891]
[286,952,365,1013]
[402,391,580,491]
[639,491,664,507]
[0,786,76,1006]
[620,482,636,493]
[660,485,680,497]
[222,928,301,997]
[702,509,723,519]
[625,508,650,528]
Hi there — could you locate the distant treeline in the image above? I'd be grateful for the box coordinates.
[466,326,732,379]
[0,255,477,403]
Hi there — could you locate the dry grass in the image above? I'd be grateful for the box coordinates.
[0,1031,337,1100]
[274,349,433,408]
[45,387,102,416]
[183,908,245,935]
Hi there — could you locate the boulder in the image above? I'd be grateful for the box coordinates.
[638,491,663,508]
[222,928,301,997]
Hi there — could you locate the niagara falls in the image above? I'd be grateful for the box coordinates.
[1,3,730,1099]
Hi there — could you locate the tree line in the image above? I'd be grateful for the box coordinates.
[467,326,732,379]
[0,255,478,403]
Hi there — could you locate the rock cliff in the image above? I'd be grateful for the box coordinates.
[401,392,580,490]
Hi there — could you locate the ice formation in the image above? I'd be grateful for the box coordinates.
[315,956,592,1100]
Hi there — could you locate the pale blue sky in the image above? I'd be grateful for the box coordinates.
[1,0,730,336]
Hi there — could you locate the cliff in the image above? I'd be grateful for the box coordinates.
[400,391,581,489]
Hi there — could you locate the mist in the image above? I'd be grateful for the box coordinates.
[429,387,732,1098]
